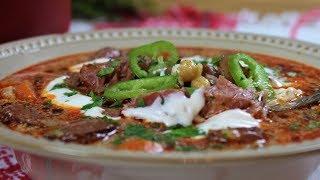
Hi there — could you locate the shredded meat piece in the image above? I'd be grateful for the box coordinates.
[201,76,266,118]
[218,55,233,81]
[137,56,153,71]
[103,108,122,117]
[108,57,133,86]
[176,128,264,150]
[177,137,209,150]
[203,64,220,77]
[0,100,65,127]
[90,47,121,59]
[204,74,217,85]
[207,127,264,144]
[65,73,81,89]
[50,119,117,144]
[79,64,106,94]
[66,64,107,94]
[66,57,132,94]
[202,64,219,85]
[0,100,117,144]
[65,47,125,94]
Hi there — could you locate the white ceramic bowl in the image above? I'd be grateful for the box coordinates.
[1,29,320,180]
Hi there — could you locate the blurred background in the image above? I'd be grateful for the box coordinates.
[0,0,320,43]
[0,0,320,179]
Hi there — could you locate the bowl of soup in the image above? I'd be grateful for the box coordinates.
[0,29,320,180]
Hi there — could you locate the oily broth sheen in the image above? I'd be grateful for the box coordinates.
[0,47,320,150]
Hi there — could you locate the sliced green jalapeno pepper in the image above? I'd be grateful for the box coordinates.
[228,53,274,98]
[104,75,178,101]
[128,40,179,78]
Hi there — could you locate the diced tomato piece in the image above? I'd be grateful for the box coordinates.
[66,108,82,120]
[118,138,163,153]
[14,80,38,101]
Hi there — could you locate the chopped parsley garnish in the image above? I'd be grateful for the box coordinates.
[81,103,97,110]
[207,56,222,66]
[50,83,66,90]
[112,124,155,145]
[185,87,197,96]
[112,124,204,146]
[81,92,104,110]
[306,121,320,130]
[221,129,233,139]
[289,122,300,131]
[97,67,115,77]
[97,60,120,77]
[164,126,204,138]
[63,90,77,97]
[156,126,203,146]
[110,60,120,67]
[136,98,146,107]
[112,136,124,145]
[123,124,155,140]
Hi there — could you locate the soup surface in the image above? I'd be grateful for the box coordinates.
[0,41,319,153]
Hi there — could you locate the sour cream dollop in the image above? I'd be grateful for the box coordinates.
[42,76,119,119]
[197,109,260,133]
[122,89,205,127]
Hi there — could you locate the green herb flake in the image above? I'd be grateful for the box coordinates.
[289,122,300,131]
[221,129,233,139]
[156,134,175,146]
[306,121,320,130]
[112,124,156,146]
[110,60,121,67]
[112,136,124,145]
[210,56,223,65]
[63,90,77,97]
[81,92,104,110]
[165,126,204,139]
[98,67,115,77]
[50,83,66,90]
[185,87,197,96]
[123,124,155,140]
[114,124,204,150]
[167,124,183,130]
[136,98,146,107]
[81,103,96,110]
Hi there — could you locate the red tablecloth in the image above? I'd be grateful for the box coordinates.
[0,146,30,179]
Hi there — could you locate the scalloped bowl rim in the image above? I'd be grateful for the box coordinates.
[0,28,320,165]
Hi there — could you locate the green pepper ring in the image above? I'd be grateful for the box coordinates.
[104,75,178,101]
[228,53,274,98]
[128,40,179,78]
